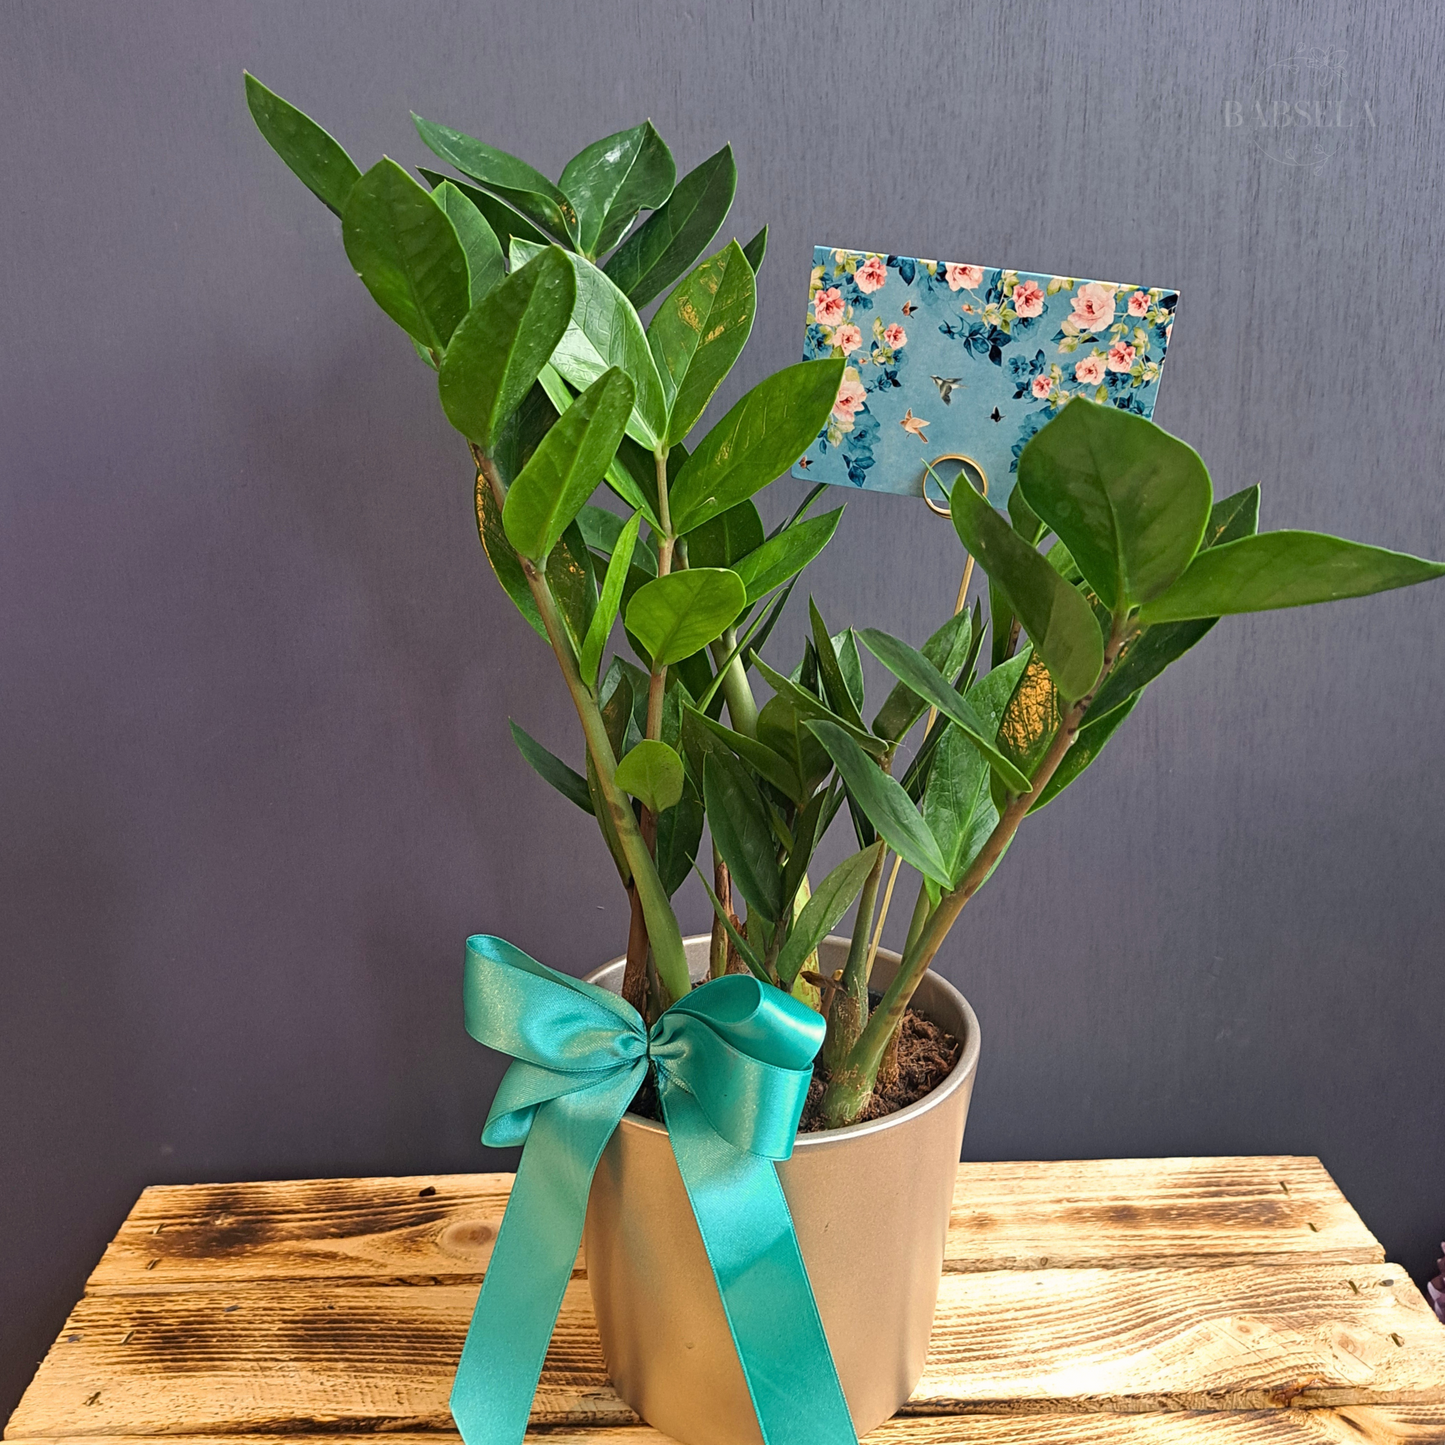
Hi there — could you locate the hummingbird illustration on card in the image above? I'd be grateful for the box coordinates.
[793,246,1179,506]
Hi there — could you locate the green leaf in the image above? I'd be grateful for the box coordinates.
[989,577,1017,671]
[600,660,642,758]
[1007,482,1047,545]
[922,722,997,892]
[603,144,737,308]
[560,121,676,258]
[411,115,579,244]
[1139,530,1445,623]
[625,568,746,666]
[686,499,765,569]
[580,510,642,685]
[243,73,360,217]
[1029,691,1139,812]
[1090,484,1260,717]
[604,434,663,528]
[968,646,1034,729]
[774,841,885,988]
[993,650,1061,803]
[1018,401,1213,614]
[529,248,669,450]
[730,508,844,606]
[417,168,548,250]
[341,159,471,351]
[809,600,865,730]
[833,628,865,712]
[703,752,784,921]
[871,608,973,742]
[431,180,505,303]
[669,359,846,534]
[950,479,1104,703]
[741,224,768,275]
[577,503,655,571]
[615,738,685,814]
[655,785,703,897]
[508,719,594,814]
[502,368,635,561]
[756,695,833,800]
[752,655,889,760]
[438,247,576,449]
[805,721,949,884]
[648,241,756,445]
[858,628,1034,795]
[689,706,804,803]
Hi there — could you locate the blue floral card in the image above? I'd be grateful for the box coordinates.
[792,246,1179,504]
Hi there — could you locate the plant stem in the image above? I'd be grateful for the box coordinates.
[474,448,691,1008]
[708,846,731,979]
[819,620,1134,1125]
[645,447,675,744]
[902,875,932,954]
[821,839,886,1072]
[710,627,760,737]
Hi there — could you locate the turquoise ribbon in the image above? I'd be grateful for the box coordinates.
[450,935,857,1445]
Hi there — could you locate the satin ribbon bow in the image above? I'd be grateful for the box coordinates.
[450,935,858,1445]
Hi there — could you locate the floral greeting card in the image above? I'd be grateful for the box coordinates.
[792,246,1179,504]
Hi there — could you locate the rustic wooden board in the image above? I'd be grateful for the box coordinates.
[83,1157,1381,1292]
[12,1264,1445,1440]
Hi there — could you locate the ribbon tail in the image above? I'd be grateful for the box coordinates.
[662,1087,858,1445]
[451,1066,639,1445]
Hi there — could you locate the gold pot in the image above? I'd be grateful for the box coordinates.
[583,934,980,1445]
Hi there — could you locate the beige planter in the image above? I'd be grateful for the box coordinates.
[583,934,980,1445]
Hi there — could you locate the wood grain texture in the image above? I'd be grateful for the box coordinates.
[11,1264,1445,1439]
[82,1157,1381,1292]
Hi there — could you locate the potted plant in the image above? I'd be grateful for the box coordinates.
[244,77,1445,1445]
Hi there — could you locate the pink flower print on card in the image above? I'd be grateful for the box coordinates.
[945,263,984,291]
[856,256,888,293]
[834,323,863,354]
[814,287,845,326]
[1074,354,1107,385]
[1127,289,1151,317]
[883,323,907,348]
[1030,375,1053,399]
[1013,280,1045,318]
[832,372,867,423]
[1069,282,1115,334]
[1106,341,1137,373]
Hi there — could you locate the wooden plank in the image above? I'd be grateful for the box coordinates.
[83,1158,1382,1292]
[11,1265,1445,1439]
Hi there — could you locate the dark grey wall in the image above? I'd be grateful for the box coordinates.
[3,0,1443,1417]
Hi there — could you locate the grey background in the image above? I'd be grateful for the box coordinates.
[3,0,1442,1418]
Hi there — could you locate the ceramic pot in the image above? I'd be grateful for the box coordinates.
[582,934,980,1445]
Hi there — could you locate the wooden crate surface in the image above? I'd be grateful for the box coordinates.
[7,1157,1445,1445]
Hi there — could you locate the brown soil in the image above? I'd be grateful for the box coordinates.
[626,1005,960,1133]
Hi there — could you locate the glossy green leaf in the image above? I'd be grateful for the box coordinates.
[1029,690,1139,812]
[604,433,663,528]
[626,568,745,667]
[560,121,676,258]
[730,508,843,606]
[603,144,737,307]
[686,499,765,569]
[503,368,635,561]
[741,224,768,275]
[431,180,505,303]
[508,719,593,814]
[807,600,864,730]
[655,785,703,897]
[614,738,685,814]
[412,115,579,244]
[775,841,885,989]
[417,168,549,250]
[669,359,846,534]
[833,627,865,712]
[1139,530,1445,623]
[1019,401,1213,614]
[577,504,655,571]
[806,721,949,885]
[703,752,784,921]
[648,240,756,445]
[244,73,360,217]
[1007,482,1047,545]
[752,655,889,760]
[580,510,642,685]
[1090,484,1260,717]
[871,609,973,742]
[438,247,576,449]
[951,479,1104,702]
[599,660,642,758]
[689,706,804,803]
[922,722,997,895]
[342,159,470,351]
[756,695,833,799]
[968,647,1034,728]
[858,628,1034,794]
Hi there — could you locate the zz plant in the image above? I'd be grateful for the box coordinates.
[247,75,1445,1130]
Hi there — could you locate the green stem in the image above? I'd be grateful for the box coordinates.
[902,875,933,955]
[645,447,674,744]
[819,620,1134,1125]
[709,626,760,738]
[476,448,691,1006]
[821,840,886,1072]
